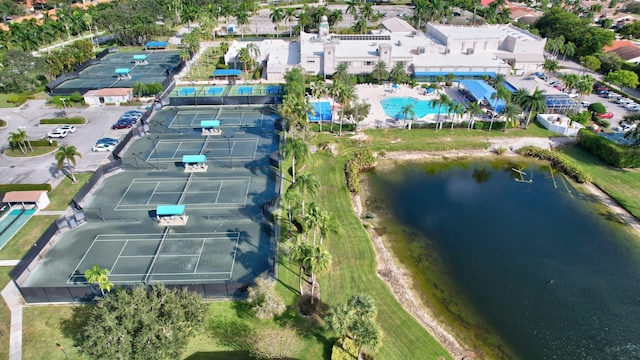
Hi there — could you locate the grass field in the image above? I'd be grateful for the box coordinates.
[0,267,12,360]
[184,46,224,82]
[46,173,92,211]
[4,146,58,157]
[0,216,58,260]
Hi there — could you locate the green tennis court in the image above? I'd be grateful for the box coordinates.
[68,232,239,284]
[146,139,258,162]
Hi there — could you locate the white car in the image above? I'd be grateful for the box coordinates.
[616,97,632,104]
[580,101,591,107]
[55,125,76,133]
[92,143,115,152]
[47,129,69,138]
[625,102,639,110]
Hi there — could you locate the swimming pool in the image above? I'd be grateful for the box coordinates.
[308,101,332,121]
[381,97,452,119]
[0,208,36,250]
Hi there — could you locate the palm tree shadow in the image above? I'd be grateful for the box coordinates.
[60,305,93,346]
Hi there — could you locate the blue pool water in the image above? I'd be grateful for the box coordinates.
[0,208,36,249]
[309,101,332,121]
[381,97,452,119]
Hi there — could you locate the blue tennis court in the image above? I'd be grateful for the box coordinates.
[207,87,224,95]
[179,87,196,96]
[266,86,282,94]
[309,101,332,121]
[238,86,253,95]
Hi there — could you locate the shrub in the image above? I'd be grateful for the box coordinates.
[345,150,376,194]
[248,325,303,360]
[517,145,592,183]
[570,111,592,125]
[216,63,229,69]
[495,147,507,155]
[246,274,286,320]
[0,119,6,127]
[6,94,34,105]
[0,184,52,192]
[588,103,606,114]
[331,338,358,360]
[577,129,640,168]
[69,91,84,103]
[40,117,86,124]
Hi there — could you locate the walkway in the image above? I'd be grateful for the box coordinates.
[1,281,22,360]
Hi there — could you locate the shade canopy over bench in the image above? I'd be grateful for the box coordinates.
[200,120,220,128]
[156,205,185,216]
[182,155,206,163]
[213,69,242,77]
[132,55,148,61]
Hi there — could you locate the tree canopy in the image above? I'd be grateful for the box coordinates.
[605,70,639,89]
[80,285,206,360]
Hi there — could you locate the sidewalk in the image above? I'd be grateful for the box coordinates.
[1,281,23,360]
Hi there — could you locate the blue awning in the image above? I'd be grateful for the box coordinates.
[132,55,148,60]
[145,41,168,48]
[414,71,497,78]
[200,120,220,128]
[182,155,206,163]
[156,205,185,216]
[459,80,504,112]
[213,69,242,76]
[114,68,131,74]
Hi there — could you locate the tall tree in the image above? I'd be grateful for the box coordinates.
[283,137,309,183]
[371,61,389,84]
[7,129,27,154]
[80,285,206,360]
[433,93,451,131]
[287,235,312,295]
[521,88,547,129]
[400,103,415,129]
[270,7,284,38]
[311,81,328,132]
[284,7,297,37]
[542,59,559,77]
[351,318,382,358]
[333,82,358,136]
[291,173,320,217]
[605,70,639,89]
[389,62,409,84]
[499,102,521,132]
[326,302,354,347]
[303,245,331,303]
[466,101,483,130]
[55,145,82,182]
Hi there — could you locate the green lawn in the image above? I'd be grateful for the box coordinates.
[23,306,87,360]
[0,216,58,260]
[559,144,640,219]
[184,46,223,82]
[46,173,92,211]
[4,146,57,157]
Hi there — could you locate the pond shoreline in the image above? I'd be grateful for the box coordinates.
[353,138,640,360]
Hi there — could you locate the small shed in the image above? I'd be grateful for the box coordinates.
[156,205,188,226]
[200,120,221,136]
[182,155,208,173]
[83,88,133,106]
[2,191,49,209]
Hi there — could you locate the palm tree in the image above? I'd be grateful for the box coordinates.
[563,42,576,61]
[318,211,338,246]
[543,59,559,77]
[371,61,389,84]
[8,129,27,154]
[576,75,595,102]
[303,245,331,304]
[352,18,367,34]
[304,202,323,245]
[449,101,466,131]
[351,318,382,358]
[400,103,415,129]
[55,145,82,182]
[433,93,451,131]
[389,62,409,84]
[511,87,529,108]
[283,137,309,183]
[291,173,320,217]
[466,102,483,130]
[499,102,522,132]
[346,0,359,27]
[326,303,354,347]
[284,8,297,37]
[84,264,112,296]
[237,47,251,73]
[235,11,249,38]
[359,3,375,21]
[561,73,579,93]
[348,293,378,321]
[311,81,328,132]
[288,235,312,295]
[284,187,302,226]
[521,88,547,129]
[270,7,285,37]
[333,83,358,136]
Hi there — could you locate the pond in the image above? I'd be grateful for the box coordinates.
[365,159,640,359]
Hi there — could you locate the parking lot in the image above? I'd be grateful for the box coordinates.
[0,100,147,185]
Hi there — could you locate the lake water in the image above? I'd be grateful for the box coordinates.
[366,160,640,359]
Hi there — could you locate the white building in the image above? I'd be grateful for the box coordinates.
[83,88,133,106]
[222,18,546,81]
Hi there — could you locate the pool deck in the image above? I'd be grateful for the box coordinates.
[354,83,471,129]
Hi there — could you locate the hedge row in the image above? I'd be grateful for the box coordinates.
[40,117,86,125]
[7,94,35,106]
[345,149,376,194]
[0,183,51,193]
[577,129,640,168]
[331,338,358,360]
[517,145,592,183]
[9,140,58,148]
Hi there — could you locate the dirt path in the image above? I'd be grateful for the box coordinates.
[351,136,640,360]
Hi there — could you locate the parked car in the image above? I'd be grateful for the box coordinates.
[625,102,639,110]
[55,125,76,133]
[92,143,115,152]
[112,122,133,129]
[593,84,608,92]
[596,89,609,96]
[122,111,143,119]
[607,92,622,100]
[47,129,69,138]
[124,110,143,115]
[96,137,119,146]
[596,112,614,119]
[580,101,591,107]
[616,97,632,104]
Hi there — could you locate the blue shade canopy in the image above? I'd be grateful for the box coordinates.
[459,80,505,112]
[213,69,242,76]
[132,55,148,60]
[156,205,185,216]
[207,87,224,95]
[178,87,195,95]
[145,41,168,48]
[200,120,220,127]
[414,71,497,77]
[182,155,206,163]
[114,68,131,74]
